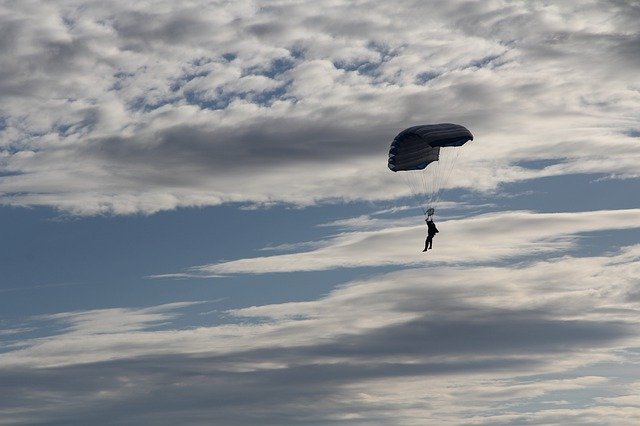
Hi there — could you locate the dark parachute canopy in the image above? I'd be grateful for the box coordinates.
[388,123,473,216]
[388,123,473,172]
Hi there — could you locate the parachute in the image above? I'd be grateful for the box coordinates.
[388,123,473,217]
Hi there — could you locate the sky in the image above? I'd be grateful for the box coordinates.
[1,0,640,424]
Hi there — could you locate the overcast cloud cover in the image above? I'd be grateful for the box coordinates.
[1,0,640,425]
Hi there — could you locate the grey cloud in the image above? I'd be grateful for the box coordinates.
[310,314,632,359]
[605,0,640,28]
[213,315,631,375]
[246,22,288,39]
[111,10,215,49]
[2,357,510,425]
[90,121,390,169]
[0,15,23,53]
[0,309,631,424]
[3,246,640,423]
[300,14,389,40]
[615,34,640,68]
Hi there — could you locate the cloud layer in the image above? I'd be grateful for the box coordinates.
[3,243,640,424]
[1,0,639,214]
[153,208,640,277]
[2,1,640,424]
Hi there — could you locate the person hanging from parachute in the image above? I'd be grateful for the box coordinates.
[423,217,439,251]
[387,123,473,251]
[423,208,438,251]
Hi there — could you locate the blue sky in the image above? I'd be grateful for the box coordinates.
[1,0,640,424]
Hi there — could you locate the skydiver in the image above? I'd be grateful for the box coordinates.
[423,217,439,251]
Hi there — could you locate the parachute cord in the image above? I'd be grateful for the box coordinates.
[431,145,465,207]
[403,171,428,217]
[424,156,439,211]
[400,140,469,218]
[419,167,427,209]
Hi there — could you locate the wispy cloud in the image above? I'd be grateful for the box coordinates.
[153,208,640,277]
[3,244,640,423]
[0,282,78,293]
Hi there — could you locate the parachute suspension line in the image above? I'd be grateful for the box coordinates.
[418,170,429,216]
[420,155,442,215]
[402,171,427,216]
[433,138,472,206]
[388,123,474,219]
[428,157,442,209]
[433,153,447,204]
[418,169,429,216]
[402,172,416,206]
[431,146,464,207]
[402,147,467,218]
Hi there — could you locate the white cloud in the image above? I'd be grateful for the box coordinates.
[3,242,640,423]
[0,0,638,214]
[153,208,640,277]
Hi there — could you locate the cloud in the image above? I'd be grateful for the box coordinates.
[151,208,640,277]
[1,0,639,214]
[2,244,640,423]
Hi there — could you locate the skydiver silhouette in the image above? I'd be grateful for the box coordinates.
[423,218,439,252]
